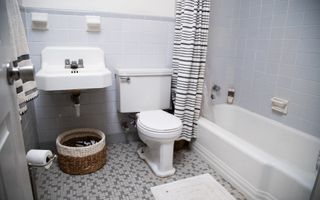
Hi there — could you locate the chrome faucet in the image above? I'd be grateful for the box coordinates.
[71,61,78,69]
[78,59,83,68]
[65,59,84,69]
[211,84,221,100]
[65,59,71,68]
[212,84,221,92]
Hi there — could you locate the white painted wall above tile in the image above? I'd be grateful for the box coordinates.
[22,0,176,18]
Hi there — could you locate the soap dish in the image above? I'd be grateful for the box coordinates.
[271,97,288,115]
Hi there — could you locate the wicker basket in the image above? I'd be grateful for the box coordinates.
[56,128,106,175]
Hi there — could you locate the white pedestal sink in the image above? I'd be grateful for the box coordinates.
[36,47,112,91]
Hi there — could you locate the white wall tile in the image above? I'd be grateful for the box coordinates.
[250,5,261,18]
[30,55,41,71]
[286,12,305,26]
[67,15,86,30]
[276,76,293,89]
[297,39,320,53]
[278,64,295,77]
[301,26,320,39]
[67,29,88,43]
[29,42,47,56]
[303,10,320,25]
[305,0,320,11]
[26,11,175,144]
[101,17,123,31]
[261,0,274,17]
[273,0,289,15]
[121,42,140,55]
[296,52,320,67]
[48,14,68,29]
[288,0,306,13]
[104,31,122,42]
[294,67,320,82]
[272,14,287,27]
[292,79,320,96]
[284,27,301,39]
[271,28,285,39]
[281,52,296,65]
[203,0,320,138]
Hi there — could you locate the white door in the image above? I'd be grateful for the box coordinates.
[0,0,33,199]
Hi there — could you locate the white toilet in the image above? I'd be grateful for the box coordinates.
[115,68,182,177]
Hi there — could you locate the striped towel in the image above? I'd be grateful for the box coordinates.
[14,79,28,115]
[14,78,39,116]
[6,0,38,117]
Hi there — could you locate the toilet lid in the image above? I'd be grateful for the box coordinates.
[138,110,182,133]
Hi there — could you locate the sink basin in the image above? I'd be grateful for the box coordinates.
[36,47,112,91]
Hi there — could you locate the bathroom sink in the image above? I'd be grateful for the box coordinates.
[36,47,112,91]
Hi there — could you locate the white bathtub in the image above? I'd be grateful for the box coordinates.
[193,104,320,200]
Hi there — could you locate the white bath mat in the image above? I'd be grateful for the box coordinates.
[151,173,236,200]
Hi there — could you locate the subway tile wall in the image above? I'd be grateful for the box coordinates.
[20,10,39,152]
[23,9,175,149]
[21,101,39,152]
[203,0,320,138]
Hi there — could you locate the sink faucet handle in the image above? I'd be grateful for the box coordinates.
[65,59,71,68]
[78,59,83,68]
[65,59,70,65]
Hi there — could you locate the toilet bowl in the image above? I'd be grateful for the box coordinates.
[136,110,182,177]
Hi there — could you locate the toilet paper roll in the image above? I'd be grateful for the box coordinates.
[26,149,53,169]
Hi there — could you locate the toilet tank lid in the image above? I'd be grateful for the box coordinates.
[115,68,173,77]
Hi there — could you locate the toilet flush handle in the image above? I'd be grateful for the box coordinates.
[120,76,130,82]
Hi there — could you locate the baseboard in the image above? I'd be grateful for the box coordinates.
[192,142,276,200]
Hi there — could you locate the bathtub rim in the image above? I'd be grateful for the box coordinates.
[212,104,320,143]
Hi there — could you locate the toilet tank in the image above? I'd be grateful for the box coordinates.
[115,68,173,113]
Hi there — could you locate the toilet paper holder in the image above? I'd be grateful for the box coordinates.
[27,154,57,200]
[27,154,57,168]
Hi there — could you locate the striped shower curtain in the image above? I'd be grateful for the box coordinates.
[172,0,210,141]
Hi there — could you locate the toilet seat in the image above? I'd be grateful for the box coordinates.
[137,122,182,139]
[137,110,182,139]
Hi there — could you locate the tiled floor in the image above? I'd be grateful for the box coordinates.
[34,142,246,200]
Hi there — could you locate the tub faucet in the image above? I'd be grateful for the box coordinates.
[212,84,221,92]
[211,84,221,100]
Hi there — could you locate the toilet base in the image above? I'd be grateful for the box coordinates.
[137,147,176,177]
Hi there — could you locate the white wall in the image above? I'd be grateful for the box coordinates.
[22,0,176,18]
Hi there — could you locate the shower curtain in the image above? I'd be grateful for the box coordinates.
[171,0,210,141]
[6,0,38,116]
